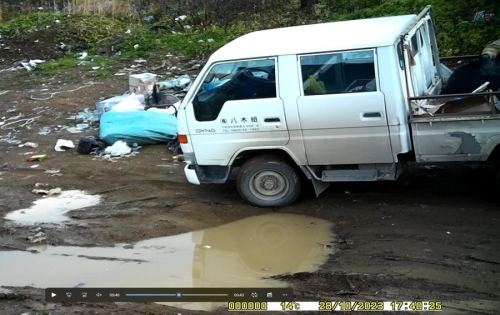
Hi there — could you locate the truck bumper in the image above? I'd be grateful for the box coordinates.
[184,164,201,185]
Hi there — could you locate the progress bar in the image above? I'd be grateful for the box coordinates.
[46,288,294,302]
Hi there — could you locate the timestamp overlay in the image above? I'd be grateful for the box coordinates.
[228,301,443,311]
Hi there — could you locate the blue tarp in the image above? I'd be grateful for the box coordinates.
[99,111,177,146]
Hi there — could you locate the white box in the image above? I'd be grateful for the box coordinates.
[129,73,157,96]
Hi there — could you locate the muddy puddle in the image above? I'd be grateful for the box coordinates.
[0,213,336,311]
[4,190,101,225]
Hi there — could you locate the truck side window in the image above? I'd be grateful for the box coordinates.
[192,59,277,122]
[300,50,377,96]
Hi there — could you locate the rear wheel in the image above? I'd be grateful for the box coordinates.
[236,155,302,208]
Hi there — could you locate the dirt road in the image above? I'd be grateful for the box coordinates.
[0,62,499,315]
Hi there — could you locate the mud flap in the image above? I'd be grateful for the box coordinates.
[311,178,330,197]
[299,166,330,197]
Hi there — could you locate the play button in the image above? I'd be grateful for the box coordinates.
[51,293,56,297]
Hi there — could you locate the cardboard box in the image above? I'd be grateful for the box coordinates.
[129,73,157,96]
[439,96,490,114]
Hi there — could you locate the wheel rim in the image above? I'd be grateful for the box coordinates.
[248,170,289,201]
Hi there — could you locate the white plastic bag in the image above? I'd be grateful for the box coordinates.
[104,141,132,156]
[110,94,144,112]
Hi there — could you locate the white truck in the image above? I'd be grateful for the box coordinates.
[177,6,500,207]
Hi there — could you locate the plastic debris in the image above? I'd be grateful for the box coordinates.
[24,142,39,148]
[30,165,40,169]
[78,52,88,59]
[104,141,132,156]
[175,15,187,21]
[27,155,47,162]
[70,109,99,123]
[96,94,145,119]
[55,139,75,152]
[77,136,107,155]
[45,169,61,175]
[76,123,89,130]
[14,59,45,71]
[32,187,62,196]
[158,74,192,91]
[100,111,177,146]
[27,231,46,243]
[38,127,51,135]
[109,94,145,112]
[0,132,21,144]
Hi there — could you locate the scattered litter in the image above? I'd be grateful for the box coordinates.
[64,127,83,133]
[14,59,45,71]
[35,183,49,188]
[77,136,107,155]
[167,138,182,154]
[96,94,145,118]
[134,59,147,64]
[104,141,132,156]
[38,127,51,135]
[175,15,187,21]
[27,155,47,162]
[92,66,100,70]
[76,123,89,130]
[125,29,132,34]
[447,231,451,235]
[32,187,62,196]
[69,108,99,123]
[207,38,214,43]
[30,165,40,169]
[29,227,42,232]
[0,90,9,96]
[109,94,145,112]
[173,155,184,162]
[0,116,40,130]
[55,139,75,152]
[134,44,139,49]
[78,52,88,59]
[45,169,60,175]
[30,84,94,101]
[0,132,22,144]
[27,231,46,243]
[23,142,39,148]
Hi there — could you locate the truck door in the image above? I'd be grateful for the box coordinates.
[403,13,440,97]
[185,58,290,165]
[296,49,394,165]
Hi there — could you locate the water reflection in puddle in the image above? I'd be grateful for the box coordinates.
[4,190,101,224]
[0,213,336,311]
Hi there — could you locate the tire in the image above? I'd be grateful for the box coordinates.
[236,155,301,208]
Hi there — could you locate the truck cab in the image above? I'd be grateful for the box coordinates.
[177,6,500,207]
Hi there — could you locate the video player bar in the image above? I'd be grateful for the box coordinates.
[45,288,294,302]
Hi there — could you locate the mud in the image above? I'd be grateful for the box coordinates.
[0,60,500,315]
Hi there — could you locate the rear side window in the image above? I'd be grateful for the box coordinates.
[299,50,377,96]
[193,59,277,122]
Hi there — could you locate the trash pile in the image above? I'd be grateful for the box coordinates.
[68,72,192,160]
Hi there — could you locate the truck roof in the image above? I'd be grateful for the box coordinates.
[209,14,418,62]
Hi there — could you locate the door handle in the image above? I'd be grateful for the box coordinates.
[264,118,281,123]
[362,112,382,118]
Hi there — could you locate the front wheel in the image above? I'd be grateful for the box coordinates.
[236,155,302,208]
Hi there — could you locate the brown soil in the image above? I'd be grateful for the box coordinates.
[0,57,499,315]
[0,29,64,67]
